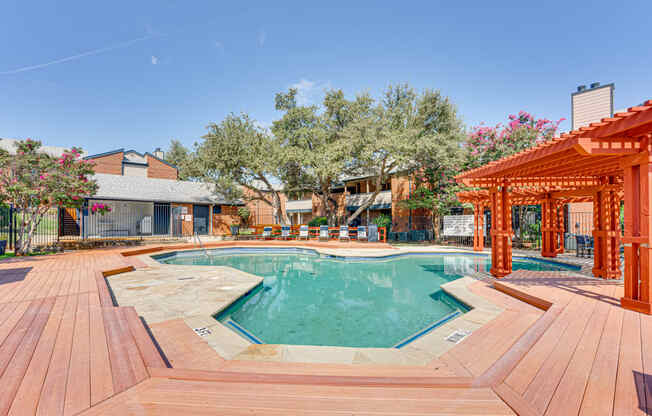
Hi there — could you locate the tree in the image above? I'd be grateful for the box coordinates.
[465,111,563,169]
[165,140,194,180]
[197,113,290,224]
[344,85,466,226]
[390,88,467,238]
[273,84,466,227]
[0,139,99,255]
[465,111,564,242]
[272,88,350,226]
[237,206,250,227]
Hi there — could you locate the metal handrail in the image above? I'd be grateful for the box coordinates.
[193,232,209,257]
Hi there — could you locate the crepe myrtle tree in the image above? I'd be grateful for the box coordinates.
[465,112,564,242]
[198,113,290,225]
[0,139,101,255]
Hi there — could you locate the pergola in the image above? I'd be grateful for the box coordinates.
[455,99,652,314]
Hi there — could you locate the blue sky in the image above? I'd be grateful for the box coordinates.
[1,1,651,155]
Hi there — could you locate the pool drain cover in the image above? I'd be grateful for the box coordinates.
[446,329,471,344]
[194,327,212,337]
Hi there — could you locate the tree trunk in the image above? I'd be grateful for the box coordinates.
[271,191,290,225]
[345,162,390,225]
[319,184,339,226]
[432,211,440,241]
[346,174,384,225]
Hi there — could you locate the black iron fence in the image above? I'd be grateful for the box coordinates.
[0,206,59,250]
[0,201,187,252]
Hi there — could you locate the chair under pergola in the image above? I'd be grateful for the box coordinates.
[455,99,652,315]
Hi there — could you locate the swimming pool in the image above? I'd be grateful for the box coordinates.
[157,249,576,348]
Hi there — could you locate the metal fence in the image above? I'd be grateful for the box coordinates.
[0,206,59,250]
[0,201,187,252]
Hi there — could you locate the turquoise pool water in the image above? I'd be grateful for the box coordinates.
[158,249,575,348]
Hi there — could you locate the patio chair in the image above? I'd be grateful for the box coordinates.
[281,225,291,240]
[357,226,368,241]
[587,236,594,256]
[298,225,309,240]
[575,234,594,257]
[319,225,330,241]
[339,225,350,241]
[261,226,273,240]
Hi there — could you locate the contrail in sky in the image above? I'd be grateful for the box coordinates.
[0,34,156,75]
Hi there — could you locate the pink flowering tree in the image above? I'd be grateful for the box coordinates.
[465,111,563,169]
[0,139,99,255]
[465,112,564,243]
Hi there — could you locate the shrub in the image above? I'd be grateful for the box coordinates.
[237,206,250,227]
[372,214,392,232]
[308,216,328,227]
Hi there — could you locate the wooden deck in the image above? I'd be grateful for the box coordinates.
[0,244,650,415]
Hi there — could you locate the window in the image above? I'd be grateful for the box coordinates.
[212,205,221,214]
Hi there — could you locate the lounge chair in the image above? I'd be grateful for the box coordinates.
[298,225,309,240]
[281,225,291,240]
[357,226,368,241]
[319,225,330,241]
[262,226,273,240]
[339,225,350,241]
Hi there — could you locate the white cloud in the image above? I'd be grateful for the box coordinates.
[151,55,159,65]
[290,78,331,106]
[257,29,266,47]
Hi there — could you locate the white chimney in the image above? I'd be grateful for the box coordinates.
[571,82,614,130]
[153,147,164,159]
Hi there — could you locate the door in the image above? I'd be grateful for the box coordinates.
[172,206,183,236]
[193,205,209,235]
[153,203,170,235]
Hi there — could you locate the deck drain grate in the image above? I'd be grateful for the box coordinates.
[194,327,212,337]
[446,329,471,344]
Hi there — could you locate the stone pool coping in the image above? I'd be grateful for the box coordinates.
[104,245,563,366]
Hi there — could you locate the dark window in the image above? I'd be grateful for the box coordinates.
[213,205,222,214]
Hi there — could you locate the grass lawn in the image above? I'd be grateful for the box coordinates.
[0,253,15,261]
[0,250,57,261]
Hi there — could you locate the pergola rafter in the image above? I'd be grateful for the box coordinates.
[456,100,652,314]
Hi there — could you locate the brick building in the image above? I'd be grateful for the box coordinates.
[285,174,426,232]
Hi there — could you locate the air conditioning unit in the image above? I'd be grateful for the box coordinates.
[139,216,152,234]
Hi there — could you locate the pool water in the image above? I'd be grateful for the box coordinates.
[159,250,575,348]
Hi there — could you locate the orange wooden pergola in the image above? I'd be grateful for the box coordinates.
[455,99,652,314]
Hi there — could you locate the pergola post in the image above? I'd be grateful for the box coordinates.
[621,149,652,314]
[541,195,558,258]
[473,203,484,251]
[592,176,621,279]
[490,184,512,277]
[556,202,565,254]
